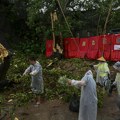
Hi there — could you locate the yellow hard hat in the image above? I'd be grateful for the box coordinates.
[97,56,106,62]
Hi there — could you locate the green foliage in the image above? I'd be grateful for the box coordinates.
[17,40,41,54]
[13,92,34,107]
[7,52,28,82]
[0,95,5,104]
[0,93,33,120]
[1,0,120,52]
[97,88,105,108]
[6,52,105,108]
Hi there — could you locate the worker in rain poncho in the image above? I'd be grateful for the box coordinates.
[109,62,120,110]
[23,56,44,105]
[67,70,97,120]
[93,56,110,88]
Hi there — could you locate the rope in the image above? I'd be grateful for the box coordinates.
[56,0,73,37]
[56,0,80,53]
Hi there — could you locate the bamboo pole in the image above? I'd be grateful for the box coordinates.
[50,12,55,51]
[56,0,73,37]
[56,0,80,53]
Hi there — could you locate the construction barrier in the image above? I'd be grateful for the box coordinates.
[64,38,80,58]
[86,36,99,59]
[98,35,112,60]
[111,34,120,61]
[45,40,53,57]
[79,38,89,58]
[46,33,120,61]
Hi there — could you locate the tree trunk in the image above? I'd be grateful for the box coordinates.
[103,0,113,34]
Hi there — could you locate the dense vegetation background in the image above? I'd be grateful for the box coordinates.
[0,0,120,54]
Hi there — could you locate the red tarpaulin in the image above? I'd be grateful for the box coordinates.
[46,34,120,61]
[111,34,120,61]
[46,40,53,57]
[79,38,89,58]
[63,38,69,58]
[98,35,111,60]
[64,38,80,58]
[86,36,99,59]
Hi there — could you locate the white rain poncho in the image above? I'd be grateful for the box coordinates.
[71,70,97,120]
[23,61,44,94]
[114,73,120,95]
[113,61,120,95]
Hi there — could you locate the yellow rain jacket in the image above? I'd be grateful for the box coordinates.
[94,62,110,85]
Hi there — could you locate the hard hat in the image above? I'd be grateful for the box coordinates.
[97,56,106,62]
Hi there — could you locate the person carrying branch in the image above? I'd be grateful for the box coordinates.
[23,55,44,106]
[67,69,97,120]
